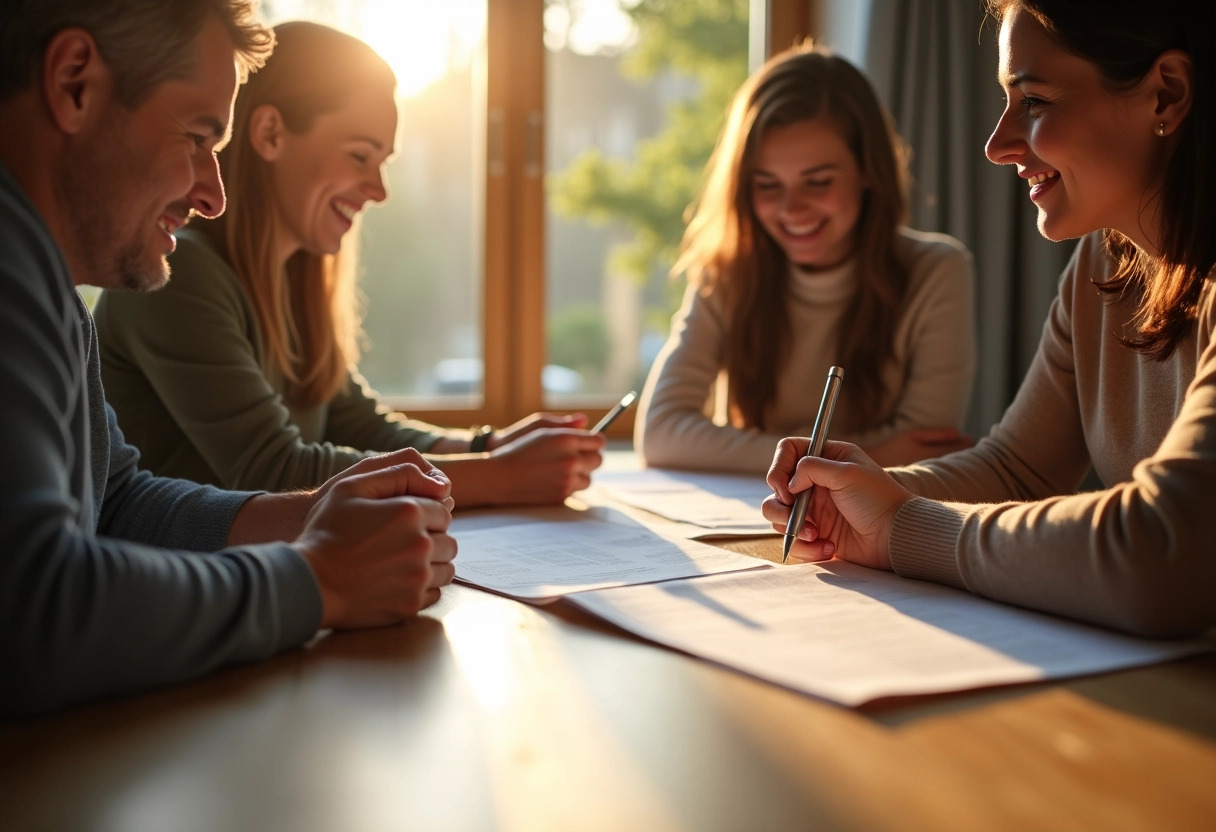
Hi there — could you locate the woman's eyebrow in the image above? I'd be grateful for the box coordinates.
[754,162,840,176]
[1000,70,1047,87]
[348,135,387,149]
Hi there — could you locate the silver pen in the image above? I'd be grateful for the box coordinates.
[592,390,638,434]
[782,366,844,563]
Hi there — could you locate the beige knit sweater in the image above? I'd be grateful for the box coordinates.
[889,232,1216,637]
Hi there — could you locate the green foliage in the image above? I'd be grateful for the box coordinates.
[623,0,749,82]
[548,303,611,376]
[548,0,749,285]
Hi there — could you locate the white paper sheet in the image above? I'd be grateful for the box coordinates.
[593,468,776,535]
[453,515,770,601]
[569,561,1214,706]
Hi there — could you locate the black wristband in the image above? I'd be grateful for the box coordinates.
[469,424,493,453]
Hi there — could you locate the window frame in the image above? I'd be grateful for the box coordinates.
[386,0,814,436]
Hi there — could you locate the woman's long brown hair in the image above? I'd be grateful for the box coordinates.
[674,43,910,430]
[197,21,396,406]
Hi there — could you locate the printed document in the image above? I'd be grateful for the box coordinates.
[453,514,769,601]
[570,560,1213,705]
[593,468,776,536]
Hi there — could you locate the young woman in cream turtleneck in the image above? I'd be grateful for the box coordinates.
[635,44,976,474]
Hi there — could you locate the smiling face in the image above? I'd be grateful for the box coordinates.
[265,85,398,264]
[985,7,1164,245]
[59,15,238,290]
[749,118,866,272]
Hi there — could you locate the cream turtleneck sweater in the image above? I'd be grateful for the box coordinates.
[635,228,976,473]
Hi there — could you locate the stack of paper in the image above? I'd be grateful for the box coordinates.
[592,468,776,537]
[448,471,1213,706]
[570,561,1212,705]
[452,512,768,602]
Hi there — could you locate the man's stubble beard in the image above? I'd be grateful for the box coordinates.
[56,112,170,292]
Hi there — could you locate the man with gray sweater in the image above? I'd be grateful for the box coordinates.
[0,0,457,717]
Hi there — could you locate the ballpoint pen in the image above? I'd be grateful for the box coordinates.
[782,366,844,563]
[592,390,638,433]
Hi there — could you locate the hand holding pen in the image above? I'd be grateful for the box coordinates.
[477,393,631,503]
[782,366,844,563]
[763,365,918,569]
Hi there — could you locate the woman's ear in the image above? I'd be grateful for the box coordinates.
[248,104,286,161]
[1150,49,1193,135]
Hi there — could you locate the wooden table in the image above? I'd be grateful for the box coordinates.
[4,536,1215,831]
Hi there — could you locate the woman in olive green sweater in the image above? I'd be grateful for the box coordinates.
[96,22,604,508]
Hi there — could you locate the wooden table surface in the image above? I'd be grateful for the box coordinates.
[3,531,1215,831]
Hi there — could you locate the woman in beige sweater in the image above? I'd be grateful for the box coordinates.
[765,0,1216,636]
[96,22,604,508]
[635,45,977,474]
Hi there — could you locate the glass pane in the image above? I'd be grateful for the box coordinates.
[263,0,487,405]
[544,0,749,406]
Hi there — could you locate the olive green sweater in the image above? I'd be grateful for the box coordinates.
[95,229,451,490]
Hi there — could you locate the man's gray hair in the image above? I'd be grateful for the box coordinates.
[0,0,274,105]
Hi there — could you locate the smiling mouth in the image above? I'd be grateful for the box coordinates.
[1027,170,1058,187]
[158,217,182,235]
[783,219,826,237]
[334,201,359,221]
[158,204,194,237]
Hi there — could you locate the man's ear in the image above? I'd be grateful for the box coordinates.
[1150,49,1193,135]
[41,28,111,135]
[248,104,286,161]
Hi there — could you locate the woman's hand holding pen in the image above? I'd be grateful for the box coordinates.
[483,412,590,451]
[439,425,605,507]
[762,438,915,569]
[483,428,605,503]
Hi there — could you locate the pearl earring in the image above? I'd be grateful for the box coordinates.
[1156,122,1167,136]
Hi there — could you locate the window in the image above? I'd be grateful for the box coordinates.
[261,0,810,433]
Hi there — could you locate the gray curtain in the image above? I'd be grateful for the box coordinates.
[861,0,1075,436]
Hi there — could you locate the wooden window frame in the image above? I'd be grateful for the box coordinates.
[396,0,813,436]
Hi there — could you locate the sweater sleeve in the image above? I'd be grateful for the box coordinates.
[886,246,1216,638]
[0,189,321,717]
[888,244,1093,503]
[96,233,386,491]
[635,283,789,472]
[4,514,321,718]
[90,315,257,551]
[322,370,450,454]
[841,236,976,449]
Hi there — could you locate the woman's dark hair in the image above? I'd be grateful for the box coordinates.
[987,0,1215,358]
